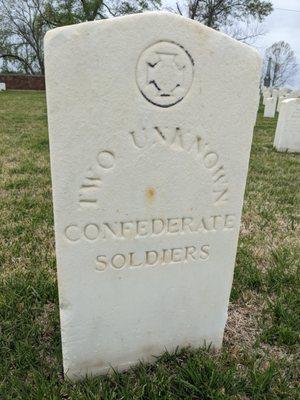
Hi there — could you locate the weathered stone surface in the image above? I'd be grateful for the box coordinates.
[45,11,261,380]
[274,98,300,152]
[264,97,277,117]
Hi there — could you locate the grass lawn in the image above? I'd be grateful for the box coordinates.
[0,90,299,399]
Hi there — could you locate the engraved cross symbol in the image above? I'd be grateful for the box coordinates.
[137,41,194,107]
[147,52,185,97]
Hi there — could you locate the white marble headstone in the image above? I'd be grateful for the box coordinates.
[264,97,277,117]
[0,82,6,91]
[287,90,300,99]
[274,98,300,152]
[279,88,289,97]
[277,95,286,112]
[263,87,270,105]
[272,88,279,100]
[45,12,261,380]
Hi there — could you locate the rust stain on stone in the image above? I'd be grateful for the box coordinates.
[146,187,156,203]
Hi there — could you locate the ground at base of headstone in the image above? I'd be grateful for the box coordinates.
[0,91,299,400]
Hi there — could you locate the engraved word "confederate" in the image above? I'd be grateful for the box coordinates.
[64,214,236,242]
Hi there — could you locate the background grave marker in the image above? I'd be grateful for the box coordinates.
[274,98,300,152]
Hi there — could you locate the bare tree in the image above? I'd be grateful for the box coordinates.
[173,0,272,42]
[263,41,297,88]
[35,0,161,27]
[175,0,272,27]
[0,0,161,73]
[0,0,47,74]
[221,19,266,45]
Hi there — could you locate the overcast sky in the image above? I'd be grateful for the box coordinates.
[255,0,300,88]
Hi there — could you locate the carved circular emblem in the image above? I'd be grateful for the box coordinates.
[136,41,194,108]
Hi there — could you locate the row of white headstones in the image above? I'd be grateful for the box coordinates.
[263,87,300,153]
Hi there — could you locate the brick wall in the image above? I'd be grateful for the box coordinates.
[0,74,45,90]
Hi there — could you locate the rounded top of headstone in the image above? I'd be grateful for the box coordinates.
[44,11,261,61]
[282,98,300,104]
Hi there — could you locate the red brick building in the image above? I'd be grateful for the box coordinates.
[0,74,45,90]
